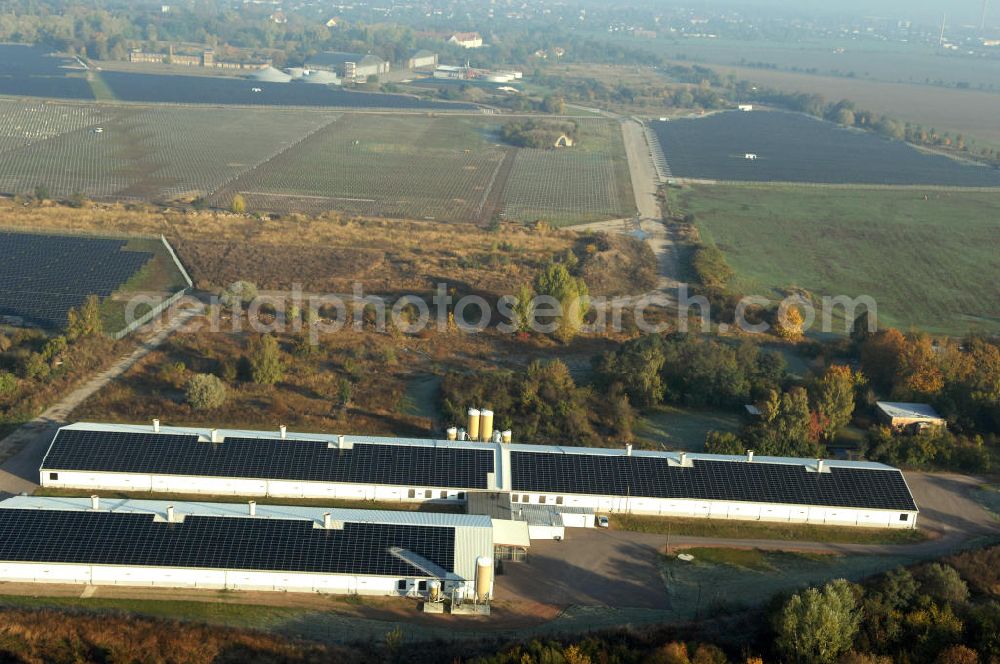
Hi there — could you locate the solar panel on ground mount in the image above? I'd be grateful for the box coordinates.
[43,429,495,489]
[509,451,916,511]
[0,508,455,576]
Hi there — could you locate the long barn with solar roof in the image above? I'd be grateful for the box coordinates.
[39,422,919,531]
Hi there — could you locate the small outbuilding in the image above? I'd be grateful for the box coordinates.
[876,402,946,432]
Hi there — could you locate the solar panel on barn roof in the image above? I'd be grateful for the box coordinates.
[42,429,496,489]
[509,451,917,512]
[0,508,455,576]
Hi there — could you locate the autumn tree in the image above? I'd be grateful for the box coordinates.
[860,328,908,392]
[776,304,805,340]
[896,333,944,398]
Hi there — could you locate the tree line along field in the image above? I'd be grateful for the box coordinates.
[681,183,1000,336]
[0,99,634,226]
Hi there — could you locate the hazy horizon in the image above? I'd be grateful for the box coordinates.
[687,0,991,26]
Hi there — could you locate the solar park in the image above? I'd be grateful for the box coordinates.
[0,231,155,328]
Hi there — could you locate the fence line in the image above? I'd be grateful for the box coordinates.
[160,234,193,288]
[108,287,189,341]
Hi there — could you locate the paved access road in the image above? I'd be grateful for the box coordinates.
[498,471,998,609]
[0,303,204,494]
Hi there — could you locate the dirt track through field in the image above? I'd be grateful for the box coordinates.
[0,301,205,494]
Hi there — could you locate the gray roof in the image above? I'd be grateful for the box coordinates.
[877,402,944,421]
[250,66,292,82]
[305,51,360,69]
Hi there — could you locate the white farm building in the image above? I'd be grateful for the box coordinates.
[40,423,919,530]
[0,496,494,598]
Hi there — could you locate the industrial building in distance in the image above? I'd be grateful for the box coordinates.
[40,421,920,531]
[0,496,495,601]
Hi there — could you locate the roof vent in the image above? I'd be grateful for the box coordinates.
[90,495,100,511]
[152,419,160,433]
[280,425,287,440]
[746,450,754,462]
[210,429,220,443]
[248,500,256,516]
[166,505,176,522]
[817,459,829,473]
[625,443,633,456]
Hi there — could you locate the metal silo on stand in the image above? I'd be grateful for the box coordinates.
[467,408,481,442]
[479,409,494,442]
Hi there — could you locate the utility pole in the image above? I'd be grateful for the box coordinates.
[939,13,947,46]
[982,0,990,32]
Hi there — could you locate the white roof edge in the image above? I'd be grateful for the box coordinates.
[0,496,492,528]
[57,422,902,472]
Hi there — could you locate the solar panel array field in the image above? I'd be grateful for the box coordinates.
[44,430,496,489]
[0,508,455,577]
[99,71,479,110]
[0,232,153,327]
[510,451,916,511]
[0,45,94,100]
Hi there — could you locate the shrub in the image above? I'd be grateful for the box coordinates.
[249,334,283,386]
[20,352,49,380]
[185,373,227,410]
[219,281,258,309]
[0,371,17,397]
[231,193,246,214]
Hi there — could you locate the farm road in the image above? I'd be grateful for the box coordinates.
[0,301,205,494]
[572,114,681,309]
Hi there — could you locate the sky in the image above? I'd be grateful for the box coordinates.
[715,0,988,26]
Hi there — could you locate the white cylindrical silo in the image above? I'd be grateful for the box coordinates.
[428,579,441,601]
[446,427,458,441]
[501,430,512,444]
[467,408,481,442]
[475,556,493,602]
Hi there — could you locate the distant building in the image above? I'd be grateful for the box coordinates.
[406,49,439,70]
[306,51,389,82]
[554,134,574,148]
[633,28,658,39]
[876,402,946,432]
[448,32,484,49]
[128,46,267,70]
[738,104,753,112]
[433,64,469,80]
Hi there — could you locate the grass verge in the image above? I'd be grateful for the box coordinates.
[614,513,928,545]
